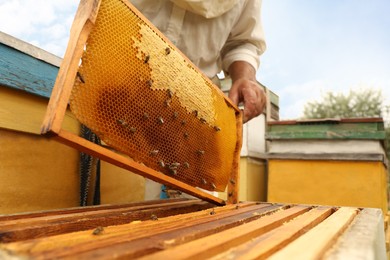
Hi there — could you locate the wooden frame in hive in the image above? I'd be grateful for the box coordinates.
[41,0,243,205]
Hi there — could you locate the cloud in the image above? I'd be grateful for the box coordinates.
[0,0,78,57]
[260,0,390,120]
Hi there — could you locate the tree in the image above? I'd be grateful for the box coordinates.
[303,89,384,119]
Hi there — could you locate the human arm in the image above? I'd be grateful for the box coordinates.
[228,60,266,123]
[221,0,266,123]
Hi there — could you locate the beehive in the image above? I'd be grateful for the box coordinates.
[0,199,386,259]
[41,0,241,198]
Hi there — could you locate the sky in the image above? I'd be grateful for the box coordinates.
[0,0,389,120]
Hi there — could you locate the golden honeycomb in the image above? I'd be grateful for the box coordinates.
[69,0,239,191]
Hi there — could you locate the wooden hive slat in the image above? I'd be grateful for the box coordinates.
[0,199,213,243]
[212,206,334,259]
[268,207,359,260]
[0,201,386,259]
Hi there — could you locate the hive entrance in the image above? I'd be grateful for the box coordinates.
[42,0,242,204]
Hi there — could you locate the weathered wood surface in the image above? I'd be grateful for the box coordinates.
[0,200,386,259]
[0,32,59,99]
[266,117,385,140]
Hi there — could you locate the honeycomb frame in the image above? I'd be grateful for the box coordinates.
[41,0,243,205]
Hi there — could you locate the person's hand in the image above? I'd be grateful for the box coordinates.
[227,61,266,123]
[228,78,266,123]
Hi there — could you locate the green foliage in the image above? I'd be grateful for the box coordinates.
[303,89,383,119]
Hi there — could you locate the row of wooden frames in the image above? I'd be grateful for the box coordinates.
[0,198,385,259]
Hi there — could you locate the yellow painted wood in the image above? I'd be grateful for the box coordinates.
[0,86,79,135]
[240,157,267,201]
[218,157,267,202]
[0,87,145,213]
[100,156,145,204]
[268,159,388,214]
[0,128,80,214]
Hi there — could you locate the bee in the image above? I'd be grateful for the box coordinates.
[200,118,206,124]
[92,226,104,235]
[214,126,221,132]
[173,111,179,119]
[170,162,181,168]
[193,110,198,117]
[229,178,236,185]
[181,120,186,126]
[168,89,174,98]
[164,99,172,107]
[211,182,217,189]
[150,150,159,156]
[228,192,233,197]
[150,214,158,221]
[197,150,205,155]
[117,119,128,127]
[201,178,207,185]
[129,127,137,133]
[146,79,153,87]
[158,160,165,168]
[184,132,189,139]
[184,162,190,168]
[235,205,240,210]
[143,113,149,120]
[209,208,216,215]
[169,169,177,175]
[76,72,85,83]
[144,55,150,63]
[157,117,164,124]
[165,47,171,55]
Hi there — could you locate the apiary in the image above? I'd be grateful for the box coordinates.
[0,199,386,259]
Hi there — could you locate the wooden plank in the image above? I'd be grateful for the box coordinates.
[323,208,386,260]
[266,118,385,141]
[266,130,385,141]
[41,0,101,135]
[267,117,384,125]
[267,152,386,162]
[268,207,358,260]
[212,206,334,259]
[0,198,187,221]
[0,42,58,99]
[53,129,226,206]
[227,111,242,204]
[2,203,273,258]
[0,87,79,135]
[0,31,62,68]
[0,199,213,243]
[132,205,311,260]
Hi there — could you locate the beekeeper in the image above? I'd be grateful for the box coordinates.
[130,0,266,123]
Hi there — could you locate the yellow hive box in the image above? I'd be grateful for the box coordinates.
[266,118,388,215]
